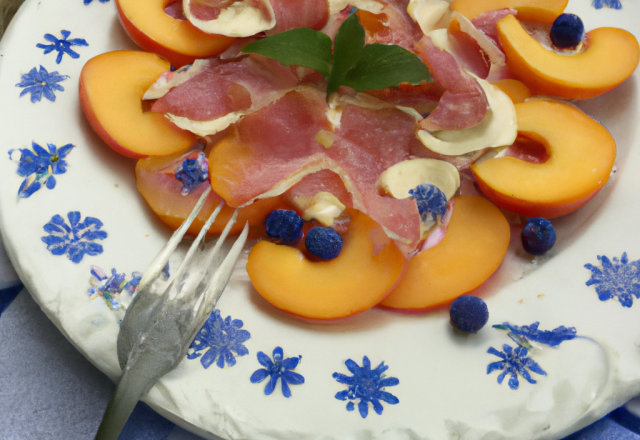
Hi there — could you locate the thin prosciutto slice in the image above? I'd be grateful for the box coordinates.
[209,87,422,251]
[416,35,489,131]
[472,9,517,50]
[151,55,298,135]
[358,0,424,51]
[185,0,329,37]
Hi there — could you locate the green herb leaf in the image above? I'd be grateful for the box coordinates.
[342,43,432,92]
[242,28,333,78]
[327,12,365,97]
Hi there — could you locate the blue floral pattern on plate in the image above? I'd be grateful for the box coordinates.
[41,212,107,263]
[250,347,304,397]
[493,322,577,348]
[585,253,640,307]
[333,356,399,418]
[37,30,88,64]
[16,66,69,103]
[592,0,622,9]
[187,310,251,369]
[84,0,110,4]
[487,344,547,390]
[9,142,74,198]
[88,266,142,311]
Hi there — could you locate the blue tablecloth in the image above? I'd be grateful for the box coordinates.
[1,235,638,440]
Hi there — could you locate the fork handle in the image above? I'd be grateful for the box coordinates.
[94,367,148,440]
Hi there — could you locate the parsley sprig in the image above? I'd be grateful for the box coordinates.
[242,13,432,99]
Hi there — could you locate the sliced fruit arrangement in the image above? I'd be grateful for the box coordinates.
[497,14,640,99]
[115,0,235,67]
[77,0,638,321]
[379,196,510,312]
[471,99,616,218]
[246,209,405,320]
[79,50,196,158]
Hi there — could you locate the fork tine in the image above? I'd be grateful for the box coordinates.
[137,186,212,292]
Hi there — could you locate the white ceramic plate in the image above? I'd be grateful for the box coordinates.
[1,1,640,439]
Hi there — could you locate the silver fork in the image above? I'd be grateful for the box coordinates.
[95,187,249,440]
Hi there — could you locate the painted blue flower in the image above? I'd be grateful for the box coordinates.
[409,183,448,223]
[9,142,74,198]
[187,310,251,369]
[592,0,622,9]
[37,30,88,64]
[333,356,399,418]
[89,265,142,311]
[585,253,640,307]
[16,66,69,103]
[84,0,110,4]
[487,344,547,390]
[493,322,577,348]
[250,347,304,397]
[175,152,209,195]
[41,212,107,263]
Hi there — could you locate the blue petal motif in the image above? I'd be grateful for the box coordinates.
[250,346,304,398]
[487,344,547,390]
[37,30,88,64]
[41,212,107,263]
[592,0,622,9]
[493,322,577,348]
[187,310,251,369]
[332,356,399,418]
[585,253,640,307]
[9,142,75,198]
[84,0,110,4]
[16,66,69,103]
[88,266,140,311]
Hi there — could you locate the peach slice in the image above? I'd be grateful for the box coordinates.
[80,50,196,159]
[450,0,568,22]
[497,14,640,99]
[136,150,287,235]
[471,99,616,218]
[489,79,531,104]
[246,210,405,320]
[379,196,509,312]
[116,0,234,68]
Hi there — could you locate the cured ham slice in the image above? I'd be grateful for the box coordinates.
[267,0,329,35]
[358,0,424,51]
[472,9,517,49]
[209,87,423,251]
[184,0,329,37]
[416,35,489,131]
[151,55,298,136]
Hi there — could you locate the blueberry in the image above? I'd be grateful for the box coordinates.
[449,296,489,333]
[550,14,584,49]
[265,210,303,245]
[305,226,343,260]
[521,217,556,255]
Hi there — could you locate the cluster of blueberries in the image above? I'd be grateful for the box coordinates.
[265,210,343,260]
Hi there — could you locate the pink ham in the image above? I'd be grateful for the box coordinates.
[416,35,489,131]
[267,0,329,34]
[151,55,298,122]
[210,87,422,251]
[472,9,517,49]
[359,0,424,51]
[187,0,271,22]
[285,169,353,208]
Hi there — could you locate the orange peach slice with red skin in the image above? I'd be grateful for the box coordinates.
[80,50,195,159]
[136,150,287,235]
[246,210,405,320]
[471,99,616,218]
[497,14,640,99]
[450,0,568,22]
[379,196,509,312]
[116,0,235,68]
